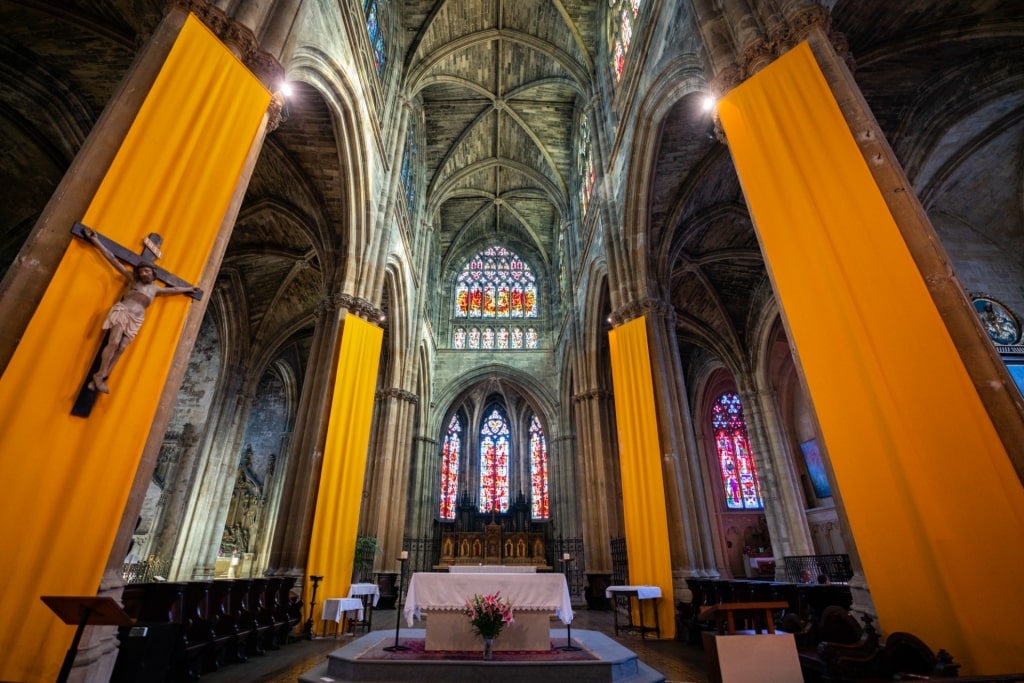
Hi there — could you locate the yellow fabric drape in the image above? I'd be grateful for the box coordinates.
[304,314,383,623]
[608,315,675,639]
[0,15,270,681]
[718,41,1024,674]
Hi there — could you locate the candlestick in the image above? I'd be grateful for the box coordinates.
[384,556,410,651]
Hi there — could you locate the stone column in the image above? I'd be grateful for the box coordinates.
[364,388,419,568]
[407,434,440,538]
[177,387,256,579]
[611,298,720,600]
[266,292,344,580]
[735,382,814,564]
[572,389,620,574]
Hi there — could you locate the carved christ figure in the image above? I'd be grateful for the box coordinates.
[83,227,200,393]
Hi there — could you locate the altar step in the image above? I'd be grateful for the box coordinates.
[298,628,666,683]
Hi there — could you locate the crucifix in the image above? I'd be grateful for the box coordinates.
[70,221,203,417]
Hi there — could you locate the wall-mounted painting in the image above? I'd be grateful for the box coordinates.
[800,439,831,499]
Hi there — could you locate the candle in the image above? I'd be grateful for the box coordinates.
[562,553,570,561]
[399,550,408,560]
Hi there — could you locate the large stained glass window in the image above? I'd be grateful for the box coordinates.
[439,414,462,520]
[712,393,763,509]
[452,245,540,349]
[577,113,595,219]
[529,415,549,519]
[479,407,511,514]
[454,246,537,318]
[608,0,642,83]
[363,0,386,77]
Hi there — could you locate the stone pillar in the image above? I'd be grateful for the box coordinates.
[266,292,344,579]
[407,434,440,538]
[178,387,256,579]
[364,388,419,568]
[611,298,721,599]
[572,389,620,574]
[735,382,814,563]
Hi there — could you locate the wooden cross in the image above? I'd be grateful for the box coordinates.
[70,222,203,417]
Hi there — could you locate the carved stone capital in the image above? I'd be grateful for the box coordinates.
[337,293,385,322]
[314,292,342,317]
[709,64,744,100]
[737,38,774,76]
[572,389,611,404]
[170,0,285,89]
[609,297,673,326]
[377,387,420,404]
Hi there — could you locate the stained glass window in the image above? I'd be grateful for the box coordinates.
[529,415,549,519]
[401,124,417,210]
[439,414,462,520]
[712,393,763,509]
[364,0,386,77]
[478,407,511,514]
[454,246,537,318]
[451,246,540,350]
[608,0,643,83]
[577,113,595,219]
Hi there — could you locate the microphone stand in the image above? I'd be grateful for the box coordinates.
[557,557,581,651]
[384,555,410,651]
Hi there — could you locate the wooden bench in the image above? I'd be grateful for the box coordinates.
[700,600,790,635]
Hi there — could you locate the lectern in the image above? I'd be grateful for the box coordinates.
[41,595,133,683]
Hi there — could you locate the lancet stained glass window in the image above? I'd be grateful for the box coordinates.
[438,414,461,520]
[363,0,386,77]
[712,393,763,509]
[529,415,549,519]
[577,113,595,219]
[479,407,511,513]
[401,124,417,210]
[608,0,643,83]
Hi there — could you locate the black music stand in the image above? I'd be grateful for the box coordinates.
[41,595,134,683]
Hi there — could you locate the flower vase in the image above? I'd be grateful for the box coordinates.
[482,637,495,660]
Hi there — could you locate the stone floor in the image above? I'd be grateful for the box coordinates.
[198,605,709,683]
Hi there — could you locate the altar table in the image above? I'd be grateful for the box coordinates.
[404,572,573,651]
[606,584,662,639]
[449,565,536,573]
[321,597,364,637]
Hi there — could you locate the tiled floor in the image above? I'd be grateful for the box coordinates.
[198,605,709,682]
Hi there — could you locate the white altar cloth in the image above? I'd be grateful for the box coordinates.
[605,584,662,600]
[404,572,573,625]
[322,597,365,623]
[449,565,536,573]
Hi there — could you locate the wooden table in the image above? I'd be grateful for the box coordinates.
[699,600,789,634]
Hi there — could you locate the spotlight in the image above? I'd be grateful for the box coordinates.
[702,95,716,112]
[280,82,294,99]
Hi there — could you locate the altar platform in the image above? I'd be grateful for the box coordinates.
[297,628,666,683]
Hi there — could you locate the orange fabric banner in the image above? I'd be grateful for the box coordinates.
[0,15,269,681]
[608,315,676,639]
[718,41,1024,673]
[304,314,383,623]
